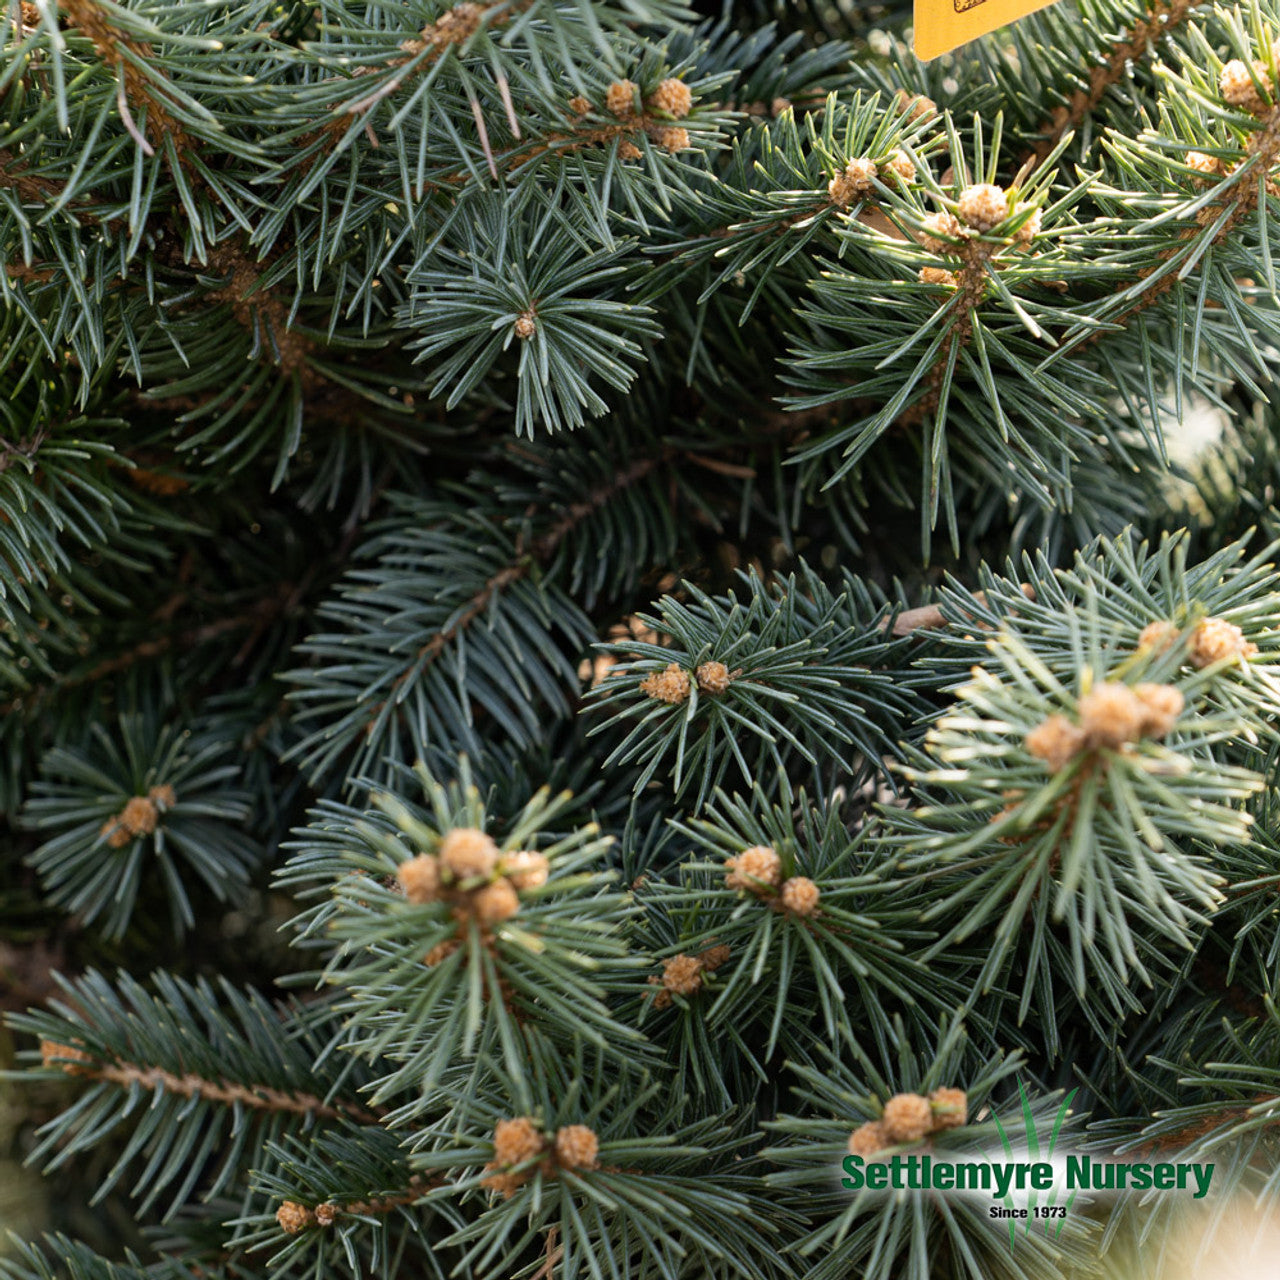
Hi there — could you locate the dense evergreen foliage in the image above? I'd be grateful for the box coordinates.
[4,0,1280,1276]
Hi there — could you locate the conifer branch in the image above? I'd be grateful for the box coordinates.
[0,147,118,227]
[505,95,695,170]
[358,446,674,737]
[0,426,50,472]
[884,584,1036,636]
[527,450,675,559]
[299,55,705,198]
[3,262,56,282]
[58,0,198,165]
[0,148,67,205]
[1029,0,1208,161]
[336,0,531,120]
[41,1041,385,1124]
[10,0,1280,1269]
[898,237,992,426]
[275,1176,435,1232]
[0,583,308,717]
[355,413,822,742]
[202,241,317,381]
[1135,1096,1280,1152]
[1078,88,1280,341]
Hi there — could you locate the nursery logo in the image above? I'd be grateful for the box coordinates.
[841,1084,1214,1252]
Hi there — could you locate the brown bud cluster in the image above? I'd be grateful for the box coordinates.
[514,310,536,339]
[919,211,963,254]
[648,943,731,1008]
[426,2,483,47]
[501,850,550,891]
[473,879,520,923]
[423,939,460,966]
[1137,616,1258,668]
[1188,616,1258,668]
[924,187,1041,248]
[640,662,692,704]
[882,1092,934,1142]
[893,90,937,121]
[919,267,958,287]
[100,822,130,849]
[1014,206,1042,245]
[276,1201,315,1234]
[848,1088,968,1157]
[571,79,695,161]
[725,846,821,918]
[647,78,693,118]
[1024,715,1085,772]
[695,661,731,694]
[654,126,689,153]
[879,149,916,187]
[480,1170,526,1198]
[1220,58,1274,113]
[1078,682,1149,749]
[440,827,499,880]
[847,1121,888,1157]
[99,784,177,849]
[493,1116,543,1167]
[40,1040,94,1074]
[398,854,442,904]
[120,796,157,835]
[482,1118,601,1196]
[1133,683,1185,738]
[1185,150,1227,184]
[780,876,820,916]
[725,845,782,892]
[928,1087,968,1130]
[554,1124,600,1170]
[957,183,1009,233]
[661,953,703,996]
[1026,680,1185,772]
[396,829,552,946]
[605,80,637,117]
[828,157,878,208]
[1138,619,1180,653]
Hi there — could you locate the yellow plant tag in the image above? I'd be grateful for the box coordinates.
[914,0,1060,61]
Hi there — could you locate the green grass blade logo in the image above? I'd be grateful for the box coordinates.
[990,1084,1077,1252]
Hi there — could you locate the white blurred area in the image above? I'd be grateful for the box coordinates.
[1163,395,1228,468]
[1104,1195,1280,1280]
